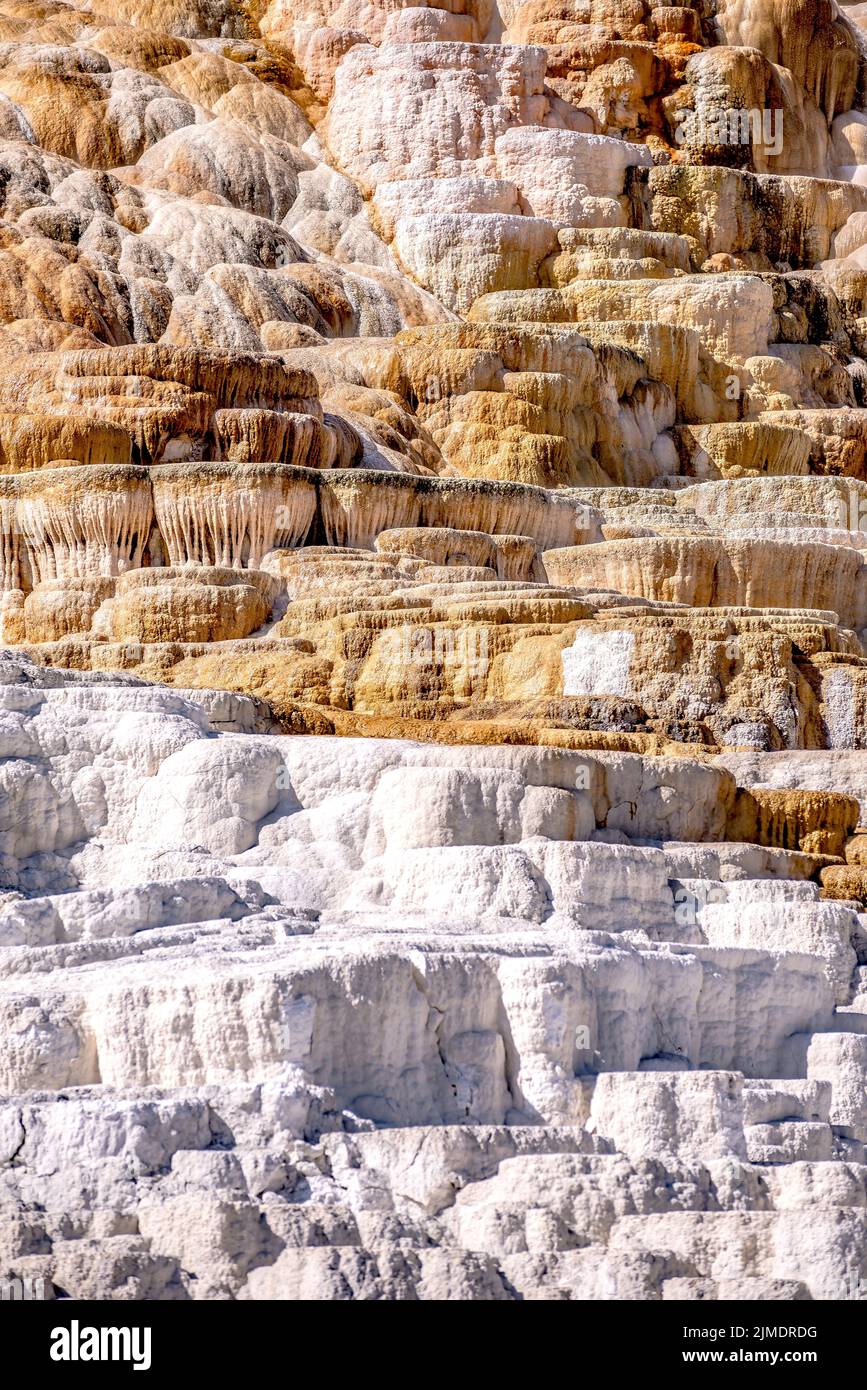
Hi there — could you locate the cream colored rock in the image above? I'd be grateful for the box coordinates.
[393,213,559,313]
[469,275,776,363]
[544,535,867,629]
[2,0,867,1308]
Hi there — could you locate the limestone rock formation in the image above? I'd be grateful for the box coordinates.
[2,0,867,1306]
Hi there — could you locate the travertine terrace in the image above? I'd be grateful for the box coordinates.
[2,0,867,1304]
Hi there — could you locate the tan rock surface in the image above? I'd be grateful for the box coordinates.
[3,0,867,1309]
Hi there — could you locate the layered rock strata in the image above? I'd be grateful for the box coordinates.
[1,655,867,1301]
[2,0,867,1304]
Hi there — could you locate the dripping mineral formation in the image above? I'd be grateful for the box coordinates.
[1,0,867,1303]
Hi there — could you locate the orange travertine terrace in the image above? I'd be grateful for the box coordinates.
[1,0,867,1304]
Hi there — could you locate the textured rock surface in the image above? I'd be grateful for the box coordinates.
[2,0,867,1304]
[1,653,866,1303]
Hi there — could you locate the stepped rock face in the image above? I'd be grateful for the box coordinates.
[2,0,867,1305]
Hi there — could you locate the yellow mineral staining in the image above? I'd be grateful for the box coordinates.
[729,788,860,858]
[820,863,867,903]
[102,564,277,643]
[211,407,360,467]
[374,527,544,581]
[0,415,132,472]
[672,422,813,479]
[543,535,867,629]
[22,575,116,643]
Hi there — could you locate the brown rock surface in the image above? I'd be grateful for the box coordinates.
[3,0,867,1311]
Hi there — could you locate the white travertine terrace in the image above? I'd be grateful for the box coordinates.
[2,0,867,1304]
